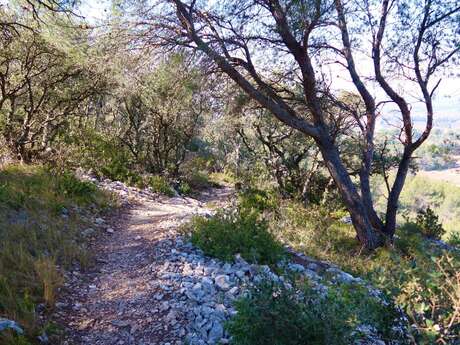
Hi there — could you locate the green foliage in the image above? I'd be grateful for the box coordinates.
[180,156,215,191]
[209,171,235,185]
[447,231,460,246]
[415,207,445,239]
[68,130,142,186]
[0,19,106,163]
[373,174,460,239]
[237,188,278,216]
[189,210,285,265]
[184,171,213,190]
[182,156,215,174]
[56,171,98,204]
[226,277,405,345]
[0,183,26,210]
[148,175,175,196]
[178,181,192,196]
[0,164,115,343]
[120,54,209,176]
[386,254,460,344]
[270,199,460,344]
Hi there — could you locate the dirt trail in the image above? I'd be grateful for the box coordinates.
[54,187,233,345]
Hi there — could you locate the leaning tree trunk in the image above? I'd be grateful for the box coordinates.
[317,136,384,250]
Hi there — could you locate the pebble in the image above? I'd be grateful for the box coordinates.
[82,228,95,237]
[95,217,105,225]
[214,275,231,291]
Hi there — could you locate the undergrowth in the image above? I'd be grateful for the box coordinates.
[273,200,460,344]
[189,187,459,344]
[227,277,406,345]
[0,164,116,344]
[148,175,175,196]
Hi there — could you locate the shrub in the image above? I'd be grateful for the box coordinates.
[209,171,235,185]
[237,188,278,215]
[447,231,460,246]
[189,211,285,265]
[148,175,175,196]
[178,181,192,196]
[179,156,215,191]
[182,156,214,173]
[267,200,460,343]
[387,254,460,344]
[415,207,445,239]
[226,278,406,345]
[184,171,213,190]
[64,129,143,186]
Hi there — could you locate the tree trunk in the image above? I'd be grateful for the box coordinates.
[359,170,385,231]
[384,151,412,238]
[317,136,383,250]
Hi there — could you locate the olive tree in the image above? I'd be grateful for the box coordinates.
[132,0,460,249]
[119,55,210,175]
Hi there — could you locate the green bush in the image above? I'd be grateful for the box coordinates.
[237,188,278,215]
[178,181,192,195]
[386,253,460,344]
[193,180,460,344]
[190,211,285,265]
[209,171,235,185]
[226,278,406,345]
[415,207,445,239]
[182,156,215,173]
[148,175,175,196]
[266,199,460,344]
[185,171,213,190]
[64,129,143,186]
[447,231,460,246]
[179,156,215,191]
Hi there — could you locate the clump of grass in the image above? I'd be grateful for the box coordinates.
[0,164,115,344]
[55,171,98,204]
[33,258,64,307]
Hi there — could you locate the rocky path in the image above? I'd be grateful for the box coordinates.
[53,179,409,345]
[54,185,233,345]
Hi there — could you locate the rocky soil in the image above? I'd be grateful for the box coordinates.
[52,178,408,345]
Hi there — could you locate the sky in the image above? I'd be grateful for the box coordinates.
[77,0,460,129]
[78,0,110,22]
